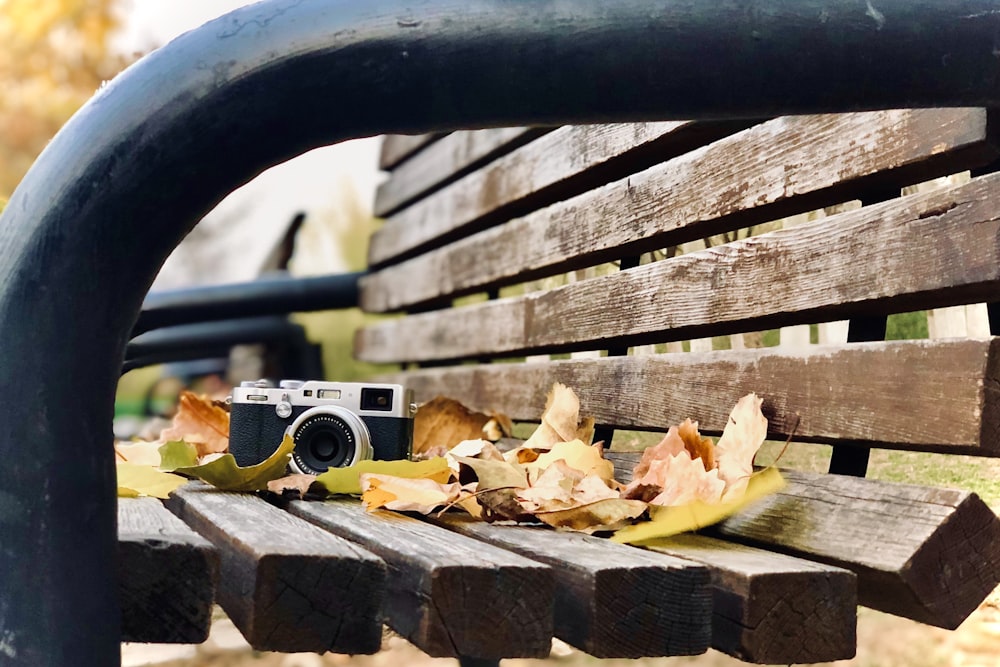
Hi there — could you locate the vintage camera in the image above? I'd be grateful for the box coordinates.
[229,379,415,474]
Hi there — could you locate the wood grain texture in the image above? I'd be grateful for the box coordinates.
[379,133,446,169]
[643,534,857,664]
[165,485,385,654]
[357,170,1000,363]
[431,514,711,658]
[379,339,1000,456]
[368,120,746,266]
[118,497,218,644]
[607,458,1000,630]
[375,339,1000,454]
[361,108,995,312]
[287,499,554,659]
[375,127,550,216]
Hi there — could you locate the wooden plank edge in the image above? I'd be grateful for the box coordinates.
[166,485,386,654]
[118,497,219,644]
[642,534,857,664]
[285,498,555,659]
[430,514,712,658]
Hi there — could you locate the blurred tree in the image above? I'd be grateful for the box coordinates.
[0,0,131,198]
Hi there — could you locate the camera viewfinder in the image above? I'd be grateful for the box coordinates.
[361,387,393,412]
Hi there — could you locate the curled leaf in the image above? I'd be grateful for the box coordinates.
[530,440,614,483]
[715,393,769,500]
[523,383,595,449]
[171,434,294,492]
[453,456,528,490]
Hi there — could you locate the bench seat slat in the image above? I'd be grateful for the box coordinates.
[375,127,550,216]
[286,499,554,660]
[643,534,857,664]
[369,120,745,266]
[376,339,1000,455]
[431,514,712,659]
[118,497,218,644]
[357,170,1000,363]
[166,485,385,654]
[606,459,1000,630]
[362,108,994,312]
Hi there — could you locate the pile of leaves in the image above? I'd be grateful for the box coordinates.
[116,384,784,543]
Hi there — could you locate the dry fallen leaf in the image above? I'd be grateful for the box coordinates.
[530,440,614,483]
[313,457,453,496]
[116,464,188,499]
[411,396,513,455]
[169,434,294,492]
[360,474,464,513]
[114,440,163,466]
[677,419,715,470]
[714,393,769,500]
[158,391,230,457]
[523,383,595,449]
[534,498,647,534]
[516,460,584,513]
[625,452,726,506]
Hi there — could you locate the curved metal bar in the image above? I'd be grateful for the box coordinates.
[2,0,1000,663]
[134,272,364,335]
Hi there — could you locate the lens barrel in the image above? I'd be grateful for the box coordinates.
[286,406,373,475]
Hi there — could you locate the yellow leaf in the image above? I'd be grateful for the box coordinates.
[157,440,199,471]
[360,474,463,513]
[534,498,647,534]
[116,463,187,499]
[611,467,786,544]
[171,434,294,492]
[314,457,452,496]
[715,393,769,500]
[530,440,614,483]
[114,440,163,466]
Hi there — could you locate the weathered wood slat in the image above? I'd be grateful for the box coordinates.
[165,485,385,654]
[642,534,857,664]
[375,127,550,217]
[376,339,1000,455]
[361,108,995,312]
[368,120,747,266]
[379,133,446,169]
[118,497,218,644]
[431,514,712,658]
[717,469,1000,629]
[608,458,1000,630]
[286,499,554,659]
[357,171,1000,363]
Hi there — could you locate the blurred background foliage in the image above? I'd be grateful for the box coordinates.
[0,0,132,199]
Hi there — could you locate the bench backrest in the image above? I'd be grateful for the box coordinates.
[360,110,1000,460]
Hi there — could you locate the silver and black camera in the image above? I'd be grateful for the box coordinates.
[229,379,415,474]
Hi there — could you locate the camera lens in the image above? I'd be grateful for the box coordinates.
[287,407,373,475]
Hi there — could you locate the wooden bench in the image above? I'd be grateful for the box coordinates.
[7,3,1000,666]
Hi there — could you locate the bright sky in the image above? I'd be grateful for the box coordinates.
[118,1,381,287]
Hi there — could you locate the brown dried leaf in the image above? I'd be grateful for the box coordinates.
[360,474,463,514]
[158,391,230,457]
[534,498,647,534]
[478,488,538,523]
[715,393,769,500]
[530,439,614,484]
[412,396,513,455]
[516,460,583,513]
[523,383,594,449]
[677,419,715,470]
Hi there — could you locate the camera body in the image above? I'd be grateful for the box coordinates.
[229,379,414,474]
